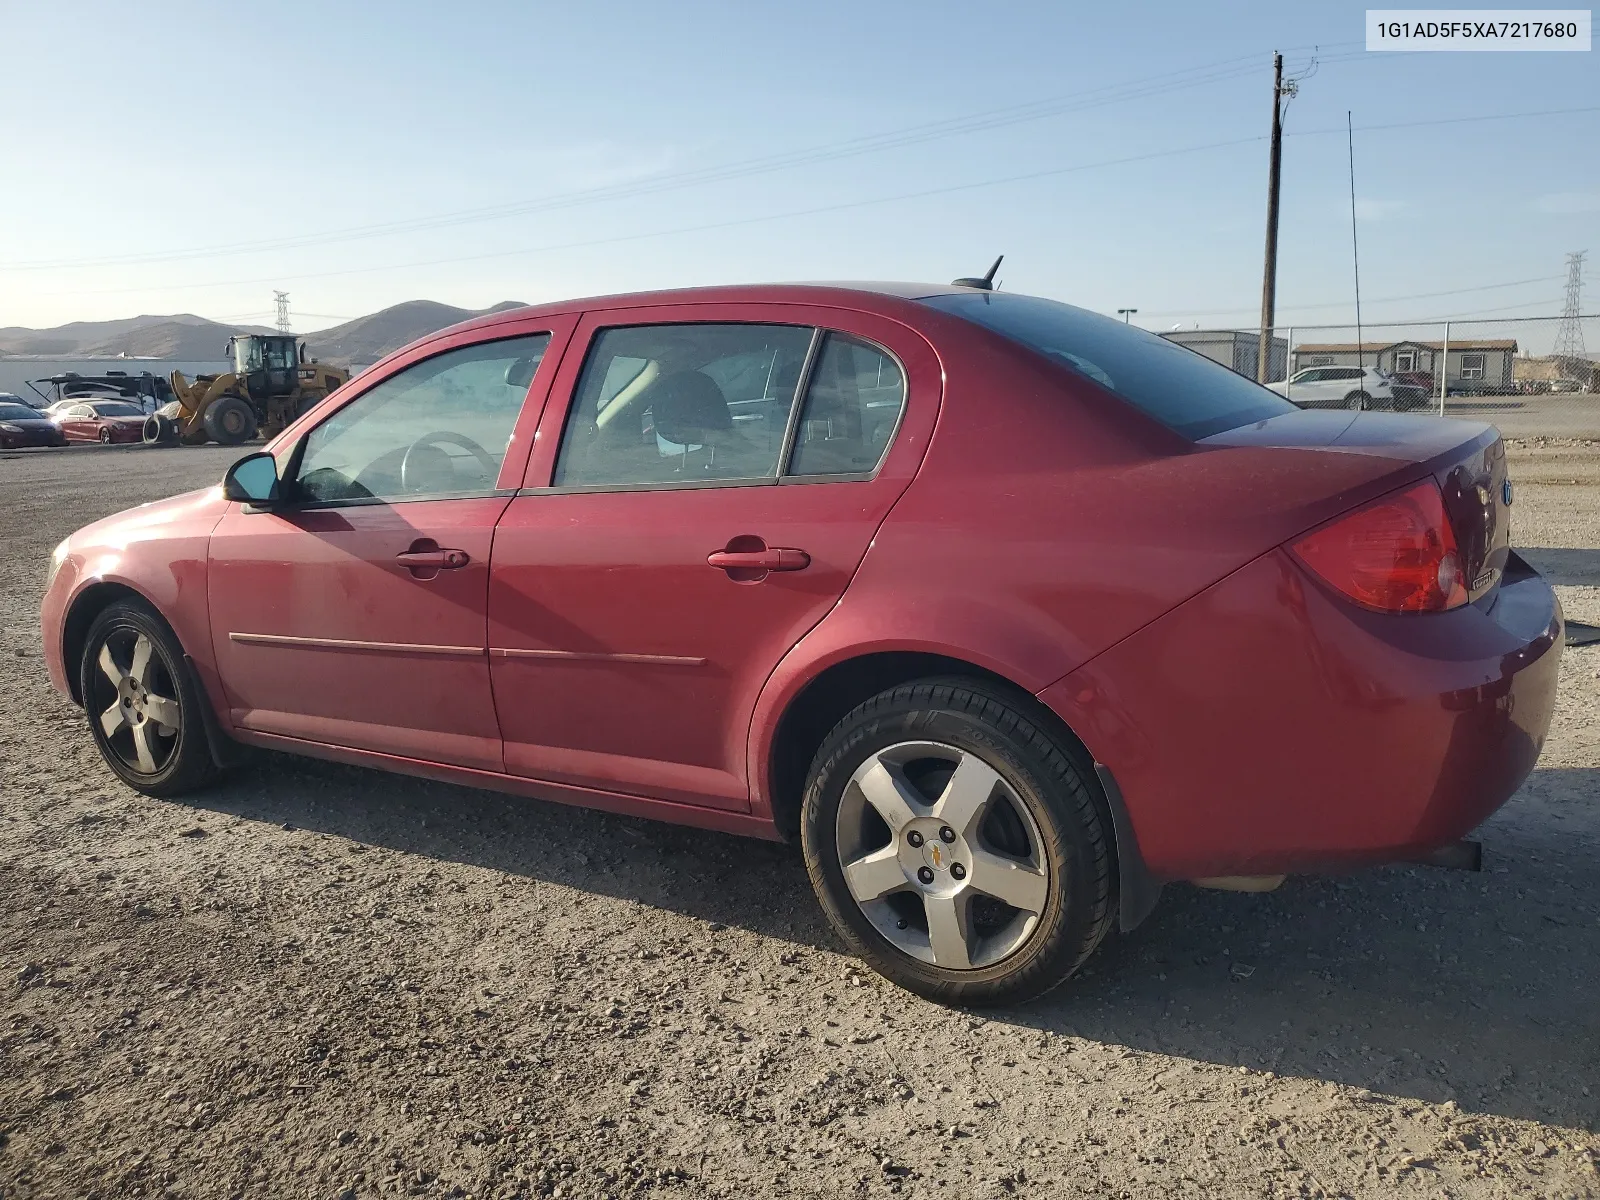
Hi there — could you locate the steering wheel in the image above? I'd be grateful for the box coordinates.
[399,431,497,494]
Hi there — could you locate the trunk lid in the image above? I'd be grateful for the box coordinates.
[1202,410,1509,606]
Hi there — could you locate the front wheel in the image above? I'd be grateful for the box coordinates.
[801,679,1116,1006]
[98,427,113,444]
[1345,391,1371,410]
[203,395,258,446]
[79,600,219,796]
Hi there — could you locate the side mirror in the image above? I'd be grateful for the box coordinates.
[299,342,307,364]
[223,451,282,506]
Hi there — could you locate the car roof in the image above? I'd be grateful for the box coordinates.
[427,281,979,344]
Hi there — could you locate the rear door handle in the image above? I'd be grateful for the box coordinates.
[707,548,810,572]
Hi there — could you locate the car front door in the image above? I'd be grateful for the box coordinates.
[1280,369,1318,406]
[58,404,96,440]
[206,318,576,771]
[486,304,940,810]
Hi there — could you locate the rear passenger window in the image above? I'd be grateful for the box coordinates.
[553,324,814,487]
[786,333,905,477]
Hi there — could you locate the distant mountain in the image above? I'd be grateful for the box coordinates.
[0,313,278,359]
[0,301,524,364]
[300,300,526,365]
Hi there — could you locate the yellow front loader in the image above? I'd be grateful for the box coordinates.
[144,334,349,446]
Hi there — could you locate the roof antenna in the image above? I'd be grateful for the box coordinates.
[952,255,1003,291]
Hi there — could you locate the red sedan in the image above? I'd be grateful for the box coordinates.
[40,281,1561,1004]
[54,399,147,444]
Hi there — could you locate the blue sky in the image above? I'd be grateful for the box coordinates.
[1,0,1594,335]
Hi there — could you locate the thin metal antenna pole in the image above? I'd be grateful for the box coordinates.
[1347,111,1364,379]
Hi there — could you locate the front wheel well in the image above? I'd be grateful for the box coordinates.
[766,651,1097,842]
[61,582,145,705]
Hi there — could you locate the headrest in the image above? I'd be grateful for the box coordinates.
[651,371,732,445]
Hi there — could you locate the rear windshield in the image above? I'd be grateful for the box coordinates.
[921,292,1296,440]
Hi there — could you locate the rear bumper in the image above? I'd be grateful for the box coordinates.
[1038,549,1562,880]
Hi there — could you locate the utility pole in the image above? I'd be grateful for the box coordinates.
[1347,111,1364,380]
[1256,53,1293,383]
[1118,308,1138,324]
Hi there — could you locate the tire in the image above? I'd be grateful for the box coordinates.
[203,395,258,446]
[98,427,113,444]
[800,678,1116,1006]
[1344,391,1371,411]
[78,599,219,797]
[142,414,177,445]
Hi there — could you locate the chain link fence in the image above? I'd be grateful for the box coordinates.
[1161,315,1600,440]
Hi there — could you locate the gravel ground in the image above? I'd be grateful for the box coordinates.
[2,438,1598,1200]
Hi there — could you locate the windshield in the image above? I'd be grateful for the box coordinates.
[91,402,144,417]
[0,404,39,420]
[921,292,1296,440]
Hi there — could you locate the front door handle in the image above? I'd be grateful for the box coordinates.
[397,548,470,569]
[707,548,810,572]
[397,541,470,579]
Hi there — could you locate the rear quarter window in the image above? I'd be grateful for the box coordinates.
[921,292,1295,440]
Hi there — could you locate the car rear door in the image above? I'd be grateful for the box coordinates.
[486,302,941,810]
[205,316,577,771]
[1329,368,1362,406]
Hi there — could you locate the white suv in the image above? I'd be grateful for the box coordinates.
[1268,365,1396,410]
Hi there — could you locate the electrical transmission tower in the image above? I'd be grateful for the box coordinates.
[1552,251,1586,379]
[274,291,292,333]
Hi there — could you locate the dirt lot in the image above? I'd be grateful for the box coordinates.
[2,437,1597,1200]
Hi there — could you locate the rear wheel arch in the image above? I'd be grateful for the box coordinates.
[765,651,1101,840]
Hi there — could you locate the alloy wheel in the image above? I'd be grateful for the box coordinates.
[87,630,182,775]
[834,740,1050,970]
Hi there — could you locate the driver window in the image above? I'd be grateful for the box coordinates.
[294,333,551,504]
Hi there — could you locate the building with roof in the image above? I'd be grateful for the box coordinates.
[1160,329,1289,382]
[1290,339,1517,394]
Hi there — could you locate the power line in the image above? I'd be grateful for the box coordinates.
[42,102,1599,301]
[0,46,1374,274]
[37,135,1277,297]
[1141,274,1568,320]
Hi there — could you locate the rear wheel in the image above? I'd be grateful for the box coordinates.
[203,395,258,446]
[1345,391,1371,410]
[801,678,1116,1006]
[98,427,113,444]
[79,600,218,796]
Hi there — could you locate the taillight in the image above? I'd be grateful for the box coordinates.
[1291,478,1468,613]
